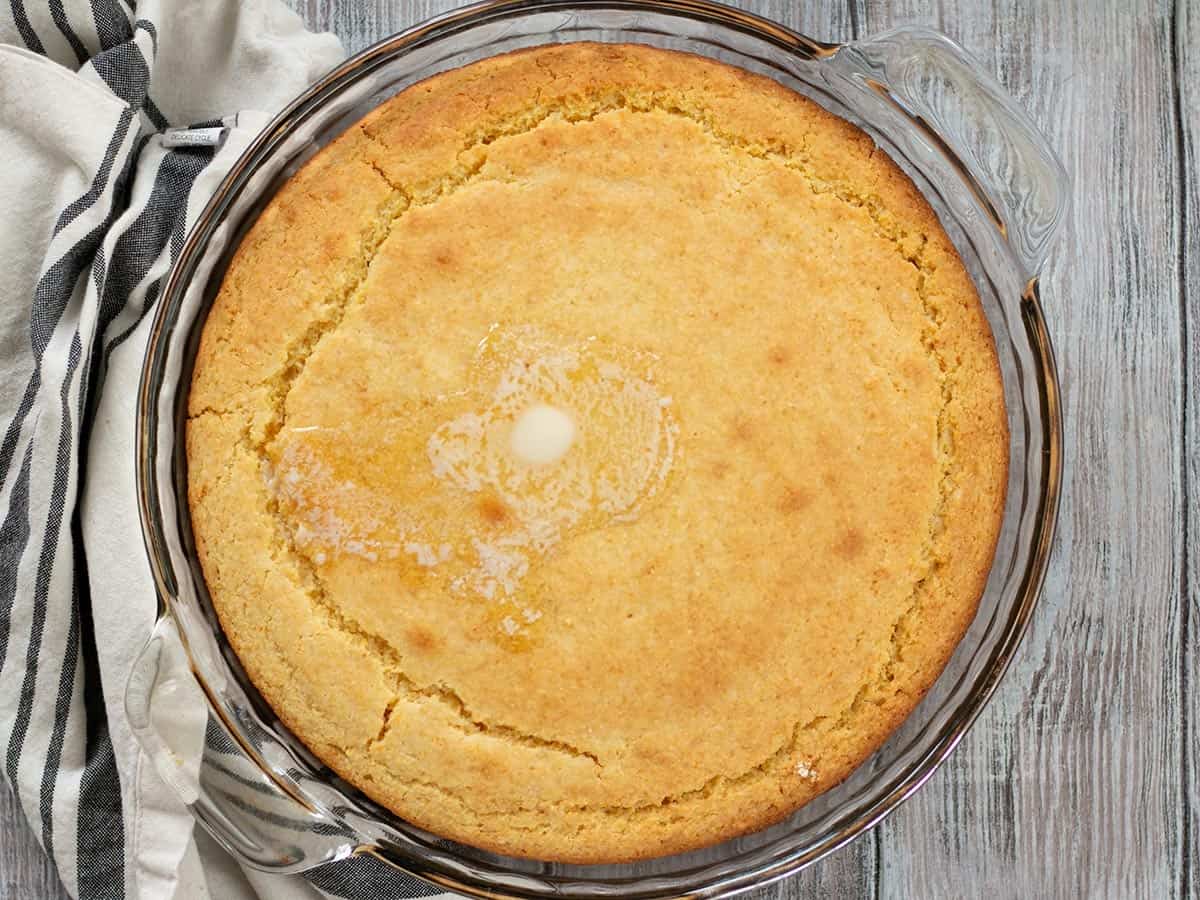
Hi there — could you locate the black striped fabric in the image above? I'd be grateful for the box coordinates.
[0,3,443,898]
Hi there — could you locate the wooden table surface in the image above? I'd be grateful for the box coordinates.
[3,1,1196,897]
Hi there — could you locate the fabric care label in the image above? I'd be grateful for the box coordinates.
[162,126,228,148]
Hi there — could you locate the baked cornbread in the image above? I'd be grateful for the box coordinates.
[187,42,1007,862]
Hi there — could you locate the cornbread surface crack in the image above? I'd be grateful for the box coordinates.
[187,43,1007,862]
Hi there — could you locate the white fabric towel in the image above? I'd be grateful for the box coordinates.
[0,3,456,898]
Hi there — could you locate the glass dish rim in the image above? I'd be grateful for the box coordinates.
[134,2,1066,897]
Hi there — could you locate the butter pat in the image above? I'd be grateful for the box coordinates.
[509,403,576,465]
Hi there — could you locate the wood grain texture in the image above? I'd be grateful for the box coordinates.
[1178,1,1198,898]
[0,783,66,900]
[3,1,1194,898]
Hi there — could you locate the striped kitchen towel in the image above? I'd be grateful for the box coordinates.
[0,2,453,898]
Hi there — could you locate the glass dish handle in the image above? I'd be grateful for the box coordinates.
[125,614,359,872]
[839,27,1069,279]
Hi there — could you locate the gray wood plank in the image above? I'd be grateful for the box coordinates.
[857,0,1190,898]
[0,783,68,900]
[1177,0,1198,897]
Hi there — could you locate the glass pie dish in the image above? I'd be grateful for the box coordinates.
[128,1,1069,897]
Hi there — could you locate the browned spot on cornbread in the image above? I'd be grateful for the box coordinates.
[730,416,756,443]
[835,528,865,561]
[477,494,509,526]
[186,42,1007,864]
[768,344,792,366]
[406,625,440,654]
[779,485,812,515]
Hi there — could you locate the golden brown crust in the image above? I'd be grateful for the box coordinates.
[187,42,1007,862]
